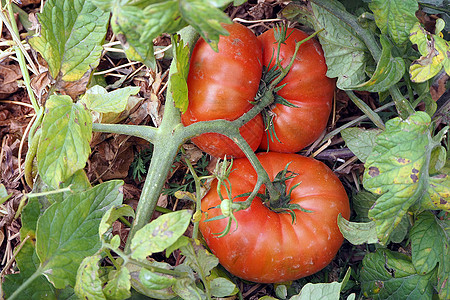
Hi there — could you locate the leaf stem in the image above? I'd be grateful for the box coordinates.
[346,91,385,129]
[92,123,158,143]
[7,268,43,300]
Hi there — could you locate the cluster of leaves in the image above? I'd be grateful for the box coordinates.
[280,0,450,299]
[1,0,449,299]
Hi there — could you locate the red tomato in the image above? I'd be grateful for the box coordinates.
[182,23,264,158]
[258,28,335,153]
[199,152,350,283]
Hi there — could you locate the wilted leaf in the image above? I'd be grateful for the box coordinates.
[37,95,92,188]
[337,214,379,245]
[81,85,141,114]
[369,0,418,45]
[409,21,450,83]
[36,180,123,288]
[360,249,436,299]
[28,0,109,81]
[363,112,443,244]
[130,210,192,260]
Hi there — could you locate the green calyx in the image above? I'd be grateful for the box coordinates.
[260,162,312,223]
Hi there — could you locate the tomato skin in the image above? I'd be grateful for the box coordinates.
[182,23,264,158]
[258,29,335,153]
[199,152,350,283]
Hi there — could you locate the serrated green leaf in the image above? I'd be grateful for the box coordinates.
[130,210,192,260]
[37,95,92,189]
[74,254,105,300]
[285,0,369,89]
[360,249,436,299]
[103,267,131,300]
[363,112,440,244]
[36,180,123,288]
[20,196,42,239]
[171,38,190,113]
[410,212,449,299]
[81,85,141,114]
[341,127,381,163]
[2,240,56,299]
[409,21,450,83]
[337,214,379,245]
[111,1,184,69]
[349,35,405,92]
[28,0,109,81]
[180,241,219,279]
[369,0,418,45]
[178,0,231,51]
[139,268,176,290]
[99,204,135,239]
[352,190,378,222]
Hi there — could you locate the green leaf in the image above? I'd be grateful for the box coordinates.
[128,263,176,299]
[37,95,92,188]
[410,212,449,299]
[360,249,436,299]
[349,35,405,92]
[178,0,231,51]
[283,1,369,89]
[341,127,381,163]
[352,190,379,222]
[36,180,123,288]
[369,0,418,45]
[409,21,450,83]
[80,85,141,114]
[172,277,205,300]
[337,214,379,245]
[209,277,237,298]
[179,241,219,279]
[424,173,450,211]
[290,268,352,300]
[103,267,131,300]
[20,196,42,239]
[130,210,192,260]
[2,240,56,299]
[171,38,190,113]
[363,112,441,244]
[139,268,176,290]
[28,0,109,81]
[74,254,106,300]
[99,204,135,239]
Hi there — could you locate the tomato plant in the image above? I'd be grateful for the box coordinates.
[258,28,335,153]
[181,22,264,158]
[199,152,350,283]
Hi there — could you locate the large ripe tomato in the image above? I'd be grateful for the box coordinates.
[258,28,335,153]
[199,152,350,283]
[181,23,264,158]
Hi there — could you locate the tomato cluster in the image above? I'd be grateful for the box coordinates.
[187,23,349,284]
[181,23,335,157]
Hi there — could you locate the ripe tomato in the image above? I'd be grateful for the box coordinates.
[199,152,350,283]
[181,23,264,158]
[258,28,335,153]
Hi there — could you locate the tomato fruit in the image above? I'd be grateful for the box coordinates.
[258,28,335,153]
[182,23,264,158]
[199,152,350,283]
